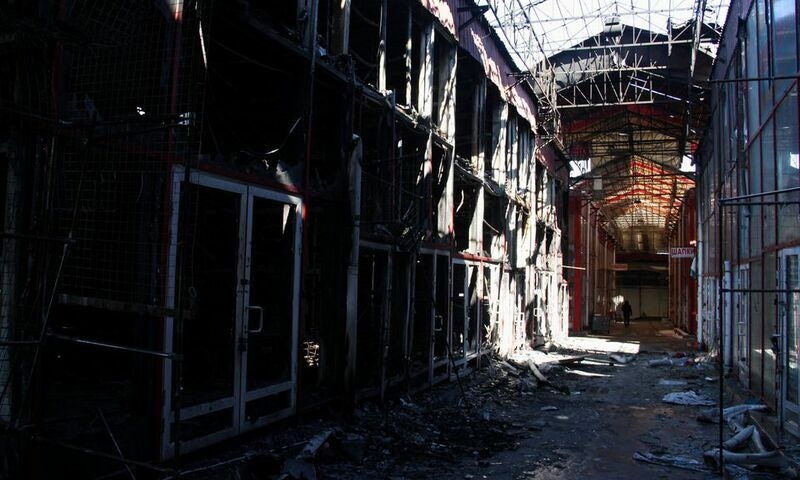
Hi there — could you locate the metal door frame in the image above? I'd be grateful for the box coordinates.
[161,167,302,457]
[451,258,469,368]
[779,247,800,429]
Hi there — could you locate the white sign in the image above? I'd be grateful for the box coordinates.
[670,247,694,258]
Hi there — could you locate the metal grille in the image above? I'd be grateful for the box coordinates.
[0,0,206,462]
[53,0,200,307]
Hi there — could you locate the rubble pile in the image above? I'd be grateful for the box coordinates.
[182,351,580,480]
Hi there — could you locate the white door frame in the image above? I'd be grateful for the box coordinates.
[451,259,468,367]
[779,247,800,431]
[161,167,302,458]
[465,261,480,359]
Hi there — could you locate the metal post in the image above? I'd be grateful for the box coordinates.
[378,0,387,93]
[330,0,351,55]
[696,204,704,347]
[344,136,362,398]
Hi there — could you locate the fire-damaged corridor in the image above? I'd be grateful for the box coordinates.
[1,0,800,478]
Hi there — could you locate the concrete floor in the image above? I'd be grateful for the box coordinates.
[454,319,722,480]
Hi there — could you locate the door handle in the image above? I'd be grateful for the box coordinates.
[246,305,264,334]
[434,314,444,332]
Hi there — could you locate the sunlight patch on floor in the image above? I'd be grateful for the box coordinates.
[558,336,641,354]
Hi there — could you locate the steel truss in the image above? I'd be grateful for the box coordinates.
[478,0,728,117]
[476,0,728,252]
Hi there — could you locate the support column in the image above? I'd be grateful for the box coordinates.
[330,0,351,55]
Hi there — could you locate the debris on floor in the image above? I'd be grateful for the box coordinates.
[696,403,768,424]
[658,379,688,386]
[698,403,798,478]
[609,353,636,364]
[662,390,716,406]
[632,451,709,473]
[168,327,736,480]
[648,356,693,367]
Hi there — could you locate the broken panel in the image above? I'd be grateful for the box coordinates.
[350,0,382,86]
[356,248,390,392]
[246,1,302,39]
[388,253,411,383]
[201,14,307,187]
[454,55,484,166]
[411,253,433,384]
[432,253,450,381]
[431,30,456,138]
[466,264,481,358]
[395,125,427,248]
[484,86,503,179]
[482,264,500,351]
[451,262,467,363]
[431,142,452,242]
[385,3,412,106]
[309,81,348,193]
[483,194,506,259]
[300,200,349,404]
[454,178,481,253]
[358,102,393,233]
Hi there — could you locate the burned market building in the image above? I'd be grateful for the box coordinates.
[0,0,568,475]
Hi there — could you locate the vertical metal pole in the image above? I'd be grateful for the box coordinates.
[584,199,590,329]
[344,137,362,398]
[592,211,599,322]
[717,180,725,474]
[724,260,733,375]
[0,145,20,423]
[404,6,412,108]
[331,0,351,55]
[668,237,673,324]
[697,217,704,346]
[378,0,387,93]
[168,0,185,462]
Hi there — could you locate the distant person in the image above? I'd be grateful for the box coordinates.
[621,300,632,327]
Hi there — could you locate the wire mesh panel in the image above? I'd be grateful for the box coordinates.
[0,0,206,474]
[53,0,200,308]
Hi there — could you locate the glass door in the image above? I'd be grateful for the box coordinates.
[162,170,301,457]
[240,187,302,431]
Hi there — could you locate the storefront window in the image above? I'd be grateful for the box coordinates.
[746,7,760,141]
[772,0,797,97]
[777,87,800,243]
